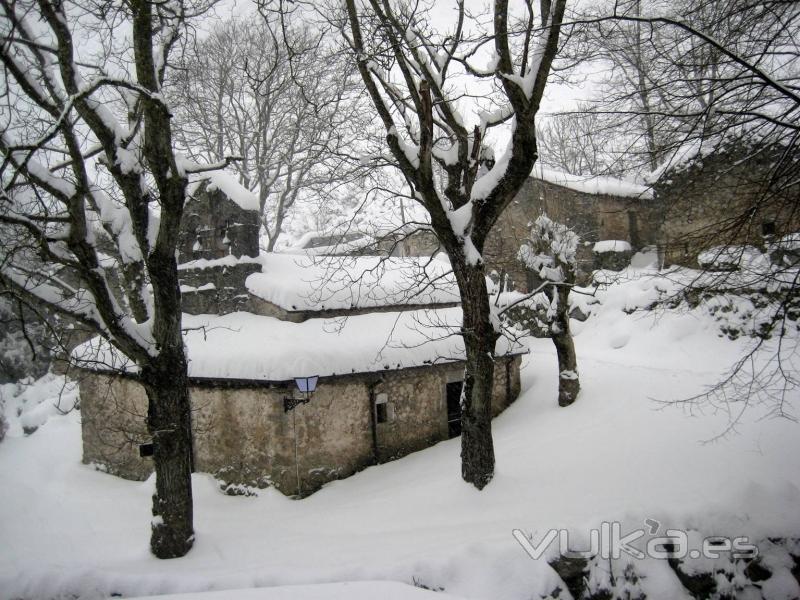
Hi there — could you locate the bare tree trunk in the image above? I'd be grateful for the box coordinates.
[142,350,194,559]
[455,261,498,489]
[552,285,579,407]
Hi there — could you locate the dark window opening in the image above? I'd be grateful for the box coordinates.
[139,442,154,458]
[375,392,392,424]
[762,221,776,237]
[446,381,463,439]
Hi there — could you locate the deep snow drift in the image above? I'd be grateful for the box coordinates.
[1,268,798,599]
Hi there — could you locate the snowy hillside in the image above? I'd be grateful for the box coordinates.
[1,269,799,599]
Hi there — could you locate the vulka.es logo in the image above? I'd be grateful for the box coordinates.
[513,519,758,561]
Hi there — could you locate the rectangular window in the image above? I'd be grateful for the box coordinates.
[762,221,776,237]
[375,392,394,424]
[139,442,154,458]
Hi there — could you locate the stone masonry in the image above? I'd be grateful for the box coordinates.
[80,355,521,497]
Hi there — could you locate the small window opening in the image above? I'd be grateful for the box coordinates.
[375,392,393,424]
[139,442,154,458]
[762,221,776,237]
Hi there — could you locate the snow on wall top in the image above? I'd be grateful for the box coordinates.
[178,254,261,271]
[531,164,653,199]
[246,254,460,312]
[593,240,632,253]
[72,308,524,381]
[188,169,260,212]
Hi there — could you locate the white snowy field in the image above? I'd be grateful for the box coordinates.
[1,270,799,600]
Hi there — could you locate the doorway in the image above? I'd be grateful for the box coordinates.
[446,380,463,438]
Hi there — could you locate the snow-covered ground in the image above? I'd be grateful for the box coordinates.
[1,269,799,600]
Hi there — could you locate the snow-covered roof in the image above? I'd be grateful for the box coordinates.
[188,169,260,212]
[72,308,524,381]
[531,164,653,199]
[284,230,373,256]
[246,254,460,312]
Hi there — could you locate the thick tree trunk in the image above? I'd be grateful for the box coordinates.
[552,285,580,407]
[455,260,498,489]
[142,351,195,559]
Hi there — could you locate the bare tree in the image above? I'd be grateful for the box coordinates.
[566,0,799,171]
[536,107,643,176]
[169,15,368,251]
[0,0,221,558]
[556,0,800,429]
[265,0,568,488]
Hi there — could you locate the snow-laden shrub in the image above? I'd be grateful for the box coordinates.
[0,297,55,383]
[697,245,768,272]
[0,374,78,438]
[518,214,579,284]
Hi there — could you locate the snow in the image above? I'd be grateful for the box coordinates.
[2,269,800,599]
[188,169,260,212]
[246,254,460,312]
[0,373,78,436]
[72,308,523,381]
[531,164,654,199]
[772,232,800,251]
[593,240,632,253]
[125,581,462,600]
[178,255,260,271]
[282,230,373,256]
[181,283,216,294]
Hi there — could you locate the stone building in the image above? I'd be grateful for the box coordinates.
[652,144,800,268]
[485,146,800,288]
[484,167,657,289]
[179,171,261,263]
[76,172,523,497]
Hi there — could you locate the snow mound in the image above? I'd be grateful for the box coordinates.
[0,373,78,437]
[608,330,632,349]
[697,245,766,271]
[593,240,632,254]
[771,232,800,251]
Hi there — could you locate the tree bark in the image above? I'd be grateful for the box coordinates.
[552,285,579,407]
[142,350,195,559]
[454,260,498,489]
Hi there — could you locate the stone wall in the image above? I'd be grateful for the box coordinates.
[653,146,800,268]
[179,262,261,315]
[80,372,151,480]
[484,147,800,283]
[79,355,522,497]
[179,180,260,263]
[485,177,659,289]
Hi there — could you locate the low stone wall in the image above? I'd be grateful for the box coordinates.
[179,262,261,315]
[79,355,523,497]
